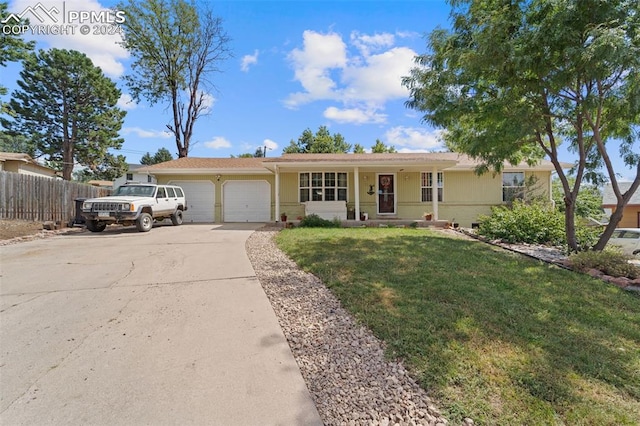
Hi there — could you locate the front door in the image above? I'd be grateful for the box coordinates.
[377,174,395,214]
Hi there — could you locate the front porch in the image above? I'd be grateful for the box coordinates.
[263,153,458,225]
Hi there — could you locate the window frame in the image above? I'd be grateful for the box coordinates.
[421,171,443,202]
[502,171,525,202]
[299,171,348,202]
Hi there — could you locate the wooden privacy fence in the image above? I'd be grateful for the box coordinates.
[0,172,111,223]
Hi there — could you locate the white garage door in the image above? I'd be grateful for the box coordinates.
[169,180,215,223]
[223,180,271,222]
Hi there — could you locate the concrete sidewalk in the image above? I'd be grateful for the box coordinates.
[0,223,322,425]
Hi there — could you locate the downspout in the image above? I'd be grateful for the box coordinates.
[549,172,555,208]
[432,166,439,220]
[275,165,280,222]
[354,167,360,221]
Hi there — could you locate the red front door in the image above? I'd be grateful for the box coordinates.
[378,174,395,214]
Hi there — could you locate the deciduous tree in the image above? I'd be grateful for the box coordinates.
[404,0,639,251]
[119,0,231,158]
[283,126,351,154]
[2,49,126,180]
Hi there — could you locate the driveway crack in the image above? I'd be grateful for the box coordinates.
[0,287,147,415]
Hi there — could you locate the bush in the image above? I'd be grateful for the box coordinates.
[478,200,565,245]
[569,249,639,279]
[298,214,342,228]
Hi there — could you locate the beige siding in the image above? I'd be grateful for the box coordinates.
[157,168,552,227]
[611,206,640,228]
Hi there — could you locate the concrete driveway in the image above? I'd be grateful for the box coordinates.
[0,223,322,425]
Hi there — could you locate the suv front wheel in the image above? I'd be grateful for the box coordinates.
[136,212,153,232]
[86,220,106,233]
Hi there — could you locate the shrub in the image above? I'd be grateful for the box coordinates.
[574,222,602,251]
[299,214,342,228]
[478,200,565,245]
[569,249,639,279]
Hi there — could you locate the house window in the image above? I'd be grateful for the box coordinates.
[147,175,153,183]
[502,172,525,202]
[299,172,348,202]
[126,173,133,181]
[421,172,443,202]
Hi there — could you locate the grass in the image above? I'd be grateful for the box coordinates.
[275,228,640,425]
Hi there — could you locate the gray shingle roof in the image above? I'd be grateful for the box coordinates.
[602,182,640,206]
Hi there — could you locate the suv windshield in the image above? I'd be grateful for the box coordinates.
[113,185,155,197]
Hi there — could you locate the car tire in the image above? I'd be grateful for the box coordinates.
[86,220,106,232]
[171,210,183,226]
[136,212,153,232]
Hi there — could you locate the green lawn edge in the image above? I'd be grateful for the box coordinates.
[275,228,640,425]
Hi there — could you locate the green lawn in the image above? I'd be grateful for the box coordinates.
[275,228,640,425]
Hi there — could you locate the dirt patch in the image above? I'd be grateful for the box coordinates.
[0,220,44,240]
[0,219,84,245]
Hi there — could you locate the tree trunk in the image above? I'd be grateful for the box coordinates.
[564,197,578,253]
[593,209,624,251]
[177,145,188,158]
[593,173,640,250]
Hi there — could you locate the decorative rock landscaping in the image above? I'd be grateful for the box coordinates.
[246,228,452,426]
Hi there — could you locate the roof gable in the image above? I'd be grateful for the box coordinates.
[602,182,640,205]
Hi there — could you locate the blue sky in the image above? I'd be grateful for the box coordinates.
[1,0,633,180]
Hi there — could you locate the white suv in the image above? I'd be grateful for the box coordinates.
[608,228,640,257]
[81,183,187,232]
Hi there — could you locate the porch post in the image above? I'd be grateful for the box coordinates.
[275,165,280,222]
[354,167,360,222]
[432,166,439,221]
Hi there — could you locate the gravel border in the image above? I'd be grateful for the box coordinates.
[246,228,460,426]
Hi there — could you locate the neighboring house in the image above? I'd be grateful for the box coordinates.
[140,153,558,226]
[0,152,57,178]
[602,182,640,228]
[113,164,156,188]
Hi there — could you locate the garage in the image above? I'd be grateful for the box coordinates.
[223,180,271,222]
[169,180,215,222]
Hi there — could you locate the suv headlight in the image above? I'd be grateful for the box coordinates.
[83,202,92,210]
[120,203,131,211]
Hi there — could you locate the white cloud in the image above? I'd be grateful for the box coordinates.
[195,91,215,114]
[284,30,347,108]
[204,136,231,149]
[122,127,171,139]
[117,93,137,110]
[241,50,259,72]
[323,106,386,125]
[8,0,129,77]
[341,47,417,104]
[263,138,278,151]
[384,127,445,151]
[350,31,395,57]
[284,30,418,124]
